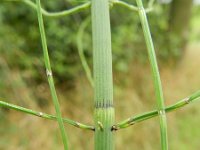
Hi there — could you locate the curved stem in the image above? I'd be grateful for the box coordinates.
[136,0,168,149]
[0,100,95,131]
[21,0,91,18]
[77,18,94,87]
[113,90,200,130]
[113,0,153,13]
[148,0,156,8]
[36,0,68,149]
[114,0,138,11]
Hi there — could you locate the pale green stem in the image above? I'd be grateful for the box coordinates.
[113,0,153,13]
[77,18,94,87]
[20,0,91,18]
[113,90,200,130]
[136,0,168,149]
[114,0,138,11]
[148,0,156,8]
[36,0,68,149]
[0,100,95,131]
[92,0,115,149]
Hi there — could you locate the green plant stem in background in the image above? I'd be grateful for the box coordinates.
[0,100,95,131]
[113,90,200,130]
[36,0,68,149]
[114,0,153,13]
[77,18,94,87]
[91,0,115,149]
[148,0,155,8]
[114,0,138,11]
[12,0,153,18]
[136,0,168,149]
[21,0,91,18]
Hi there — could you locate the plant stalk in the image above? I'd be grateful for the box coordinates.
[113,90,200,130]
[136,0,168,149]
[0,100,95,131]
[21,0,91,18]
[36,0,68,149]
[91,0,115,149]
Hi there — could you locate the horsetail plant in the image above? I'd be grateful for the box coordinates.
[92,0,114,149]
[36,0,69,149]
[1,0,200,150]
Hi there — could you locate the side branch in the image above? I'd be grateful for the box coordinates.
[113,0,153,13]
[36,0,69,148]
[77,18,94,88]
[0,100,95,131]
[112,90,200,130]
[21,0,91,18]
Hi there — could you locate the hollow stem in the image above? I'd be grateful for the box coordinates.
[36,0,68,149]
[113,90,200,130]
[91,0,115,149]
[136,0,168,149]
[0,100,95,131]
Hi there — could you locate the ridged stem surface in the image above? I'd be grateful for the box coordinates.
[91,0,114,149]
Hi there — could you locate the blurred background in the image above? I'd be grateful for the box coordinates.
[0,0,200,149]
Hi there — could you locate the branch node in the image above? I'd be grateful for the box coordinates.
[46,69,53,77]
[38,112,43,117]
[97,121,104,131]
[184,97,190,104]
[111,125,119,131]
[158,110,165,116]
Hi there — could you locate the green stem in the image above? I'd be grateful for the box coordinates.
[36,0,68,149]
[113,0,153,13]
[77,18,94,88]
[0,100,95,131]
[135,0,168,149]
[21,0,91,18]
[114,0,138,11]
[91,0,115,149]
[148,0,155,8]
[113,90,200,130]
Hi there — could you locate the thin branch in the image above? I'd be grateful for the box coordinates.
[148,0,156,8]
[136,0,168,149]
[0,100,95,131]
[77,17,94,88]
[20,0,91,18]
[112,90,200,130]
[114,0,138,11]
[36,0,68,149]
[113,0,153,13]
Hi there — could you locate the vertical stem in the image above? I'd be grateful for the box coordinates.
[36,0,68,149]
[91,0,115,150]
[136,0,168,150]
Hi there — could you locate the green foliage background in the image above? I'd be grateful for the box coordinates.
[0,0,173,83]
